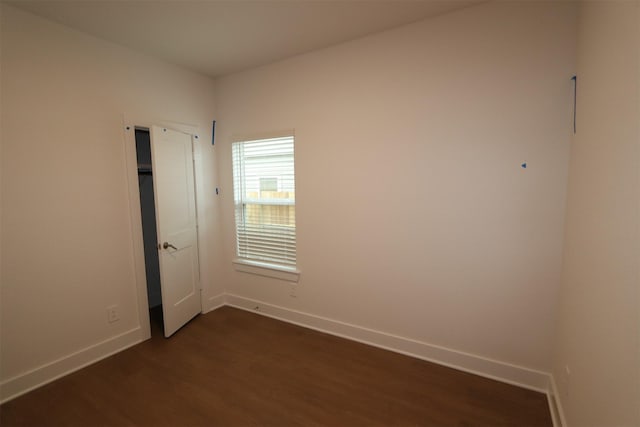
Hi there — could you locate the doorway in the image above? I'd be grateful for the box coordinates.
[129,124,202,339]
[135,128,164,336]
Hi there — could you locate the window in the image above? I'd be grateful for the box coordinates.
[232,135,296,270]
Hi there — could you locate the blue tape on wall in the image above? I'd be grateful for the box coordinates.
[212,120,216,145]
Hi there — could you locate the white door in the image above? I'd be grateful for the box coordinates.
[150,125,201,337]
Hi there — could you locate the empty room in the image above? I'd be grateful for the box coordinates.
[1,0,638,426]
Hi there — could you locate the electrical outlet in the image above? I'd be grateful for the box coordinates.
[107,305,120,323]
[289,284,297,298]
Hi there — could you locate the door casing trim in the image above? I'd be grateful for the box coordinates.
[122,114,201,341]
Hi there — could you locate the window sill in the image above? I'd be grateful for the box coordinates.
[232,259,300,283]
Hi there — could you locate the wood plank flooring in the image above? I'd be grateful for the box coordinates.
[1,306,552,426]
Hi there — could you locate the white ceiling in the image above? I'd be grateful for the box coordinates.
[6,0,481,78]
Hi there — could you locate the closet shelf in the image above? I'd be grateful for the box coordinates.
[138,163,152,174]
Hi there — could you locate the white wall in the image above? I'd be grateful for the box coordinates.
[552,2,640,426]
[215,1,576,376]
[0,4,222,399]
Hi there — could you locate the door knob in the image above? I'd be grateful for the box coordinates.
[163,242,177,250]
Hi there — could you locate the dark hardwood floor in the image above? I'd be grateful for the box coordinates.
[1,306,552,426]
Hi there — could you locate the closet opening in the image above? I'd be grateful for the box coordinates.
[135,127,164,337]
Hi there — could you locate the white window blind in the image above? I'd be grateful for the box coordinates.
[232,135,296,267]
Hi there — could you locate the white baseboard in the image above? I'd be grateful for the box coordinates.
[225,294,551,393]
[0,327,145,404]
[548,374,568,427]
[1,293,554,405]
[202,292,226,313]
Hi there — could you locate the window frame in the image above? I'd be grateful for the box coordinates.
[231,131,300,282]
